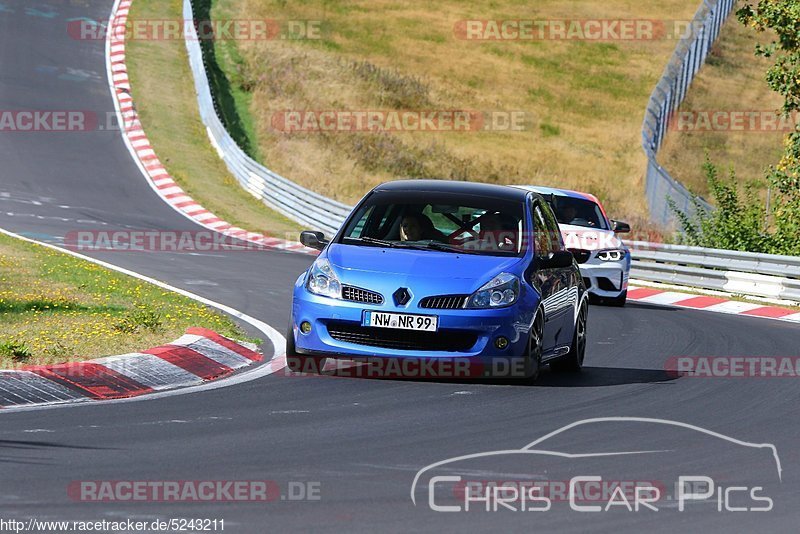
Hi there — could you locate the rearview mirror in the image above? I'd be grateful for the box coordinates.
[300,231,328,251]
[610,220,631,234]
[538,250,574,270]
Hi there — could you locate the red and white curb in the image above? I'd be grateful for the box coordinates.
[0,328,263,408]
[628,285,800,324]
[106,0,314,255]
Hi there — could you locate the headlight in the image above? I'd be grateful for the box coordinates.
[597,249,626,262]
[467,273,520,308]
[306,258,342,299]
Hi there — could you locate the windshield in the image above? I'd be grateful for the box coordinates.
[338,191,526,256]
[546,195,608,230]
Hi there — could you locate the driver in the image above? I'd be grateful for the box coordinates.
[556,205,578,224]
[399,212,445,242]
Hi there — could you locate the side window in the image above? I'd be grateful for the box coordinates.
[540,202,565,251]
[347,205,392,239]
[533,204,554,258]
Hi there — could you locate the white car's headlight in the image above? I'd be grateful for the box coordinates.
[467,273,520,309]
[596,249,626,262]
[306,258,342,299]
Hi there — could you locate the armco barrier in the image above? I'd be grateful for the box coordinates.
[642,0,737,226]
[627,241,800,303]
[183,0,350,236]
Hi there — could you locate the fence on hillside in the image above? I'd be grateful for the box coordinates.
[641,0,737,225]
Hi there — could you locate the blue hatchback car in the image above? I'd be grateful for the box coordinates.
[288,180,588,381]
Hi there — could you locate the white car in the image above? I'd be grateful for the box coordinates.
[515,186,631,306]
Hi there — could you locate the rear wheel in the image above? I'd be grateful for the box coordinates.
[551,301,587,373]
[523,312,544,382]
[285,326,326,374]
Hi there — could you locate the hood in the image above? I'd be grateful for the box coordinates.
[325,243,523,294]
[559,224,624,251]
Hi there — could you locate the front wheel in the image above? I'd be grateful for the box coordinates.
[523,312,544,382]
[551,301,587,373]
[605,291,627,307]
[285,326,326,374]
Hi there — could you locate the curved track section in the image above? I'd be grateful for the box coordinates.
[0,1,798,531]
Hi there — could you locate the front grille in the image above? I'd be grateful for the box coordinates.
[326,322,478,352]
[583,277,592,289]
[569,249,592,264]
[342,285,384,305]
[419,295,469,310]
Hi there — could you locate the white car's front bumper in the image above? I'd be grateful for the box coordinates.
[576,253,631,298]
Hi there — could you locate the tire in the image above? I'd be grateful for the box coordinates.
[551,301,587,373]
[285,326,326,374]
[605,291,627,307]
[523,312,544,382]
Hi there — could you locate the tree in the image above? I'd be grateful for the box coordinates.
[738,1,800,255]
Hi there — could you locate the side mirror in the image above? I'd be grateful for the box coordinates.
[539,250,574,270]
[610,220,631,234]
[300,231,328,251]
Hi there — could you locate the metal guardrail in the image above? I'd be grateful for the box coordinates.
[183,0,350,236]
[642,0,737,226]
[627,241,800,303]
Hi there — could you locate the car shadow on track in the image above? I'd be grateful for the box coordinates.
[624,302,681,312]
[533,366,677,387]
[308,365,678,388]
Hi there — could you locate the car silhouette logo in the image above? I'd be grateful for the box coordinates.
[393,287,411,306]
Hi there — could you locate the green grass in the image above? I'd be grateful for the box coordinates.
[0,233,257,368]
[539,122,561,137]
[196,0,262,161]
[125,0,301,241]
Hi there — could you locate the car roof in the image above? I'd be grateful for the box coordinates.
[373,179,531,202]
[511,185,601,205]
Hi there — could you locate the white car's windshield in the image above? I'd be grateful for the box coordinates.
[547,196,608,230]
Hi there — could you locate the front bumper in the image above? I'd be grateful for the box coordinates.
[291,281,536,378]
[579,255,631,298]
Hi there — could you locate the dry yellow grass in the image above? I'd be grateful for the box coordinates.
[213,0,702,222]
[658,16,782,199]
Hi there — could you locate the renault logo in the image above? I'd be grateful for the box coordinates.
[393,287,411,306]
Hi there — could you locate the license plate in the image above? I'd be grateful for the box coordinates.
[363,311,438,332]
